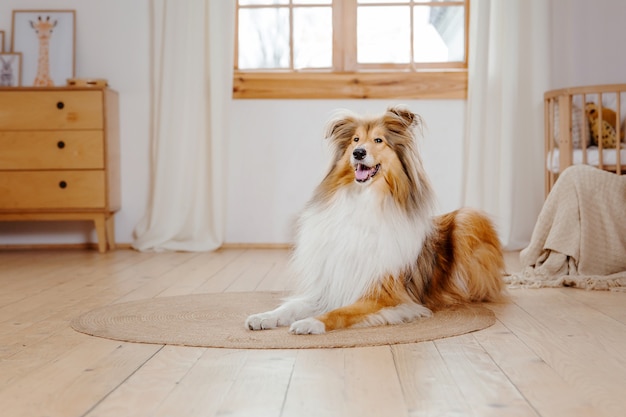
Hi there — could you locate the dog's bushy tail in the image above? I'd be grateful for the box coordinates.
[412,208,507,310]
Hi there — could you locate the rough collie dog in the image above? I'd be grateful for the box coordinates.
[246,106,505,335]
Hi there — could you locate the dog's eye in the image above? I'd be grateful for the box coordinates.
[353,137,359,142]
[374,138,383,143]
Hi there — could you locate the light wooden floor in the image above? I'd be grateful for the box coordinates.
[1,248,625,417]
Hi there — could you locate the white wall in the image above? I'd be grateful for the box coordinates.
[550,0,626,88]
[1,0,625,247]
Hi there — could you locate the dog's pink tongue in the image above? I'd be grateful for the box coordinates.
[355,164,370,181]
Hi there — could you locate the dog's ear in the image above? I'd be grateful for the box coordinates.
[324,111,358,162]
[387,106,422,129]
[325,112,357,141]
[385,106,424,136]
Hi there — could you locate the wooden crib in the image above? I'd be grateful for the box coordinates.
[544,84,626,196]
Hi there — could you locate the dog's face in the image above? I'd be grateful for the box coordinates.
[316,106,432,213]
[325,106,422,186]
[348,123,397,185]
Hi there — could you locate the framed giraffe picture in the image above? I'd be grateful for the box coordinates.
[11,10,75,87]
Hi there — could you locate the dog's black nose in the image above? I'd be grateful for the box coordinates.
[353,148,366,160]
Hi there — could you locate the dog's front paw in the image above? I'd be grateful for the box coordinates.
[289,318,326,335]
[245,312,280,331]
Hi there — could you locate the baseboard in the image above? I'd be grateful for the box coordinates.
[0,242,292,252]
[219,242,293,250]
[0,242,134,251]
[0,241,296,252]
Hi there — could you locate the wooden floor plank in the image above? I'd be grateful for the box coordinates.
[281,349,348,417]
[556,287,626,325]
[342,346,409,417]
[116,249,243,301]
[0,250,148,330]
[255,250,294,292]
[0,336,160,417]
[0,327,91,391]
[512,289,626,368]
[0,250,133,307]
[492,291,626,417]
[151,349,250,417]
[434,333,540,417]
[223,249,284,293]
[0,251,198,360]
[158,249,245,297]
[85,346,205,417]
[392,342,474,417]
[190,250,269,294]
[0,252,149,357]
[44,342,161,417]
[212,349,297,417]
[474,320,608,417]
[282,346,410,417]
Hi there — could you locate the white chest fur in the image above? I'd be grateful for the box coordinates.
[290,186,432,311]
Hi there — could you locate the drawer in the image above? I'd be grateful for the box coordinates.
[0,91,103,130]
[0,171,106,209]
[0,131,104,170]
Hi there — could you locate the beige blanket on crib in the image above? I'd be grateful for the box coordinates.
[506,165,626,290]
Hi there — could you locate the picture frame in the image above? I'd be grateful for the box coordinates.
[0,52,22,87]
[0,31,5,52]
[11,10,75,87]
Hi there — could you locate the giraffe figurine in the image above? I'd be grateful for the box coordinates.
[30,16,57,86]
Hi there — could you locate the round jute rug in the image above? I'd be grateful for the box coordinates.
[70,292,496,349]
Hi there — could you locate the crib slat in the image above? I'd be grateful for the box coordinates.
[616,92,622,171]
[558,95,572,174]
[545,97,551,197]
[598,93,604,169]
[581,93,588,165]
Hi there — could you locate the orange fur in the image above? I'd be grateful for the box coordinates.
[317,276,412,331]
[413,208,507,311]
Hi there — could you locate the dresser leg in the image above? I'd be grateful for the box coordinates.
[106,214,116,250]
[94,215,108,253]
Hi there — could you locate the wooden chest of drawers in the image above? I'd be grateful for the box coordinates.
[0,87,120,252]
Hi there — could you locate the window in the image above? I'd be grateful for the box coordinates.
[234,0,468,99]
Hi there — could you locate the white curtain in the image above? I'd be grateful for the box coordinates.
[463,0,551,250]
[133,0,234,252]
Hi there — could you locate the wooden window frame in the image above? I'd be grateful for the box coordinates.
[233,0,468,99]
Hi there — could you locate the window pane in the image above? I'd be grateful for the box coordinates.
[294,7,333,69]
[357,0,442,4]
[414,6,465,63]
[238,8,290,69]
[293,0,331,4]
[358,0,409,3]
[357,6,411,64]
[239,0,288,5]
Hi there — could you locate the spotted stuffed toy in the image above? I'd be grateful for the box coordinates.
[585,102,623,148]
